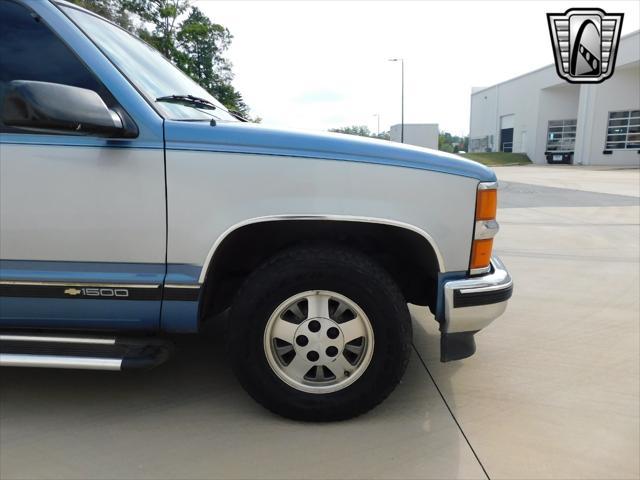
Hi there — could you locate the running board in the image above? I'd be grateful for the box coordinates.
[0,354,122,370]
[0,333,172,370]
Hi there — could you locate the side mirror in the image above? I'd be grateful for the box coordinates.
[2,80,130,137]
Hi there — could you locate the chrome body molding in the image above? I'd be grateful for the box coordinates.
[477,181,499,190]
[443,257,513,334]
[469,264,492,276]
[0,334,115,345]
[474,219,500,240]
[198,214,445,284]
[0,354,122,370]
[0,280,160,289]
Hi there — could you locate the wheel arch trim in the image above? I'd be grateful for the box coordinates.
[197,214,445,284]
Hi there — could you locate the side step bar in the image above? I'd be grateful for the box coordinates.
[0,333,172,370]
[1,354,122,370]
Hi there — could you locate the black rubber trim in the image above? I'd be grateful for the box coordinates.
[0,283,201,302]
[453,284,513,308]
[163,286,201,301]
[0,283,161,301]
[120,343,173,370]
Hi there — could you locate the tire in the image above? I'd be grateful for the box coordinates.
[228,244,412,421]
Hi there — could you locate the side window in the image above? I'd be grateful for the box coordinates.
[0,0,113,132]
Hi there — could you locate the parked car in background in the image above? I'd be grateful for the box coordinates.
[0,0,512,420]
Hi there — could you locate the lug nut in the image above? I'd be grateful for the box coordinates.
[326,346,339,357]
[327,327,339,339]
[308,320,321,332]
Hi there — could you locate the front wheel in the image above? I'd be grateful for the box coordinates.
[228,245,412,421]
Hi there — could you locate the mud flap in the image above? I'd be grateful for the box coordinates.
[440,331,477,362]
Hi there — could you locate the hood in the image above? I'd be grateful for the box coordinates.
[164,120,496,182]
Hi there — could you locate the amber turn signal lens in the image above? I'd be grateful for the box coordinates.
[476,189,497,220]
[471,238,493,270]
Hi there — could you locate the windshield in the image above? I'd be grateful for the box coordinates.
[61,5,238,122]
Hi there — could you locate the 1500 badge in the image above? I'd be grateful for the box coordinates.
[64,287,129,297]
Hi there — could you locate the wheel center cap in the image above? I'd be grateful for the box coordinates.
[293,317,345,364]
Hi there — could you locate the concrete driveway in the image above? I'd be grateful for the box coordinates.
[1,165,638,479]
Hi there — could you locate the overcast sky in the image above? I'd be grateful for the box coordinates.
[196,1,639,136]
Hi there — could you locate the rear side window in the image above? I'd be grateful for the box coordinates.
[0,0,111,132]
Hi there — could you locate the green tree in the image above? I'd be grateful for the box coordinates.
[176,7,249,116]
[121,0,189,60]
[71,0,133,29]
[329,125,373,137]
[438,132,468,153]
[70,0,252,117]
[329,126,390,140]
[438,132,454,152]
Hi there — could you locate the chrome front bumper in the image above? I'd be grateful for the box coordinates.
[440,257,513,361]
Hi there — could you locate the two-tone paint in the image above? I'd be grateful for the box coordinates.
[0,0,497,335]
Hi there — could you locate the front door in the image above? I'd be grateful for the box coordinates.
[0,0,166,331]
[500,128,513,152]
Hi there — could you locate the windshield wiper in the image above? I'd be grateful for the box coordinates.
[156,94,217,110]
[228,109,248,122]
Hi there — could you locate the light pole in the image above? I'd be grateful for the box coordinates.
[373,113,380,136]
[388,57,404,143]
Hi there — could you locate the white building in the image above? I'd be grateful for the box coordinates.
[469,30,639,166]
[390,123,439,150]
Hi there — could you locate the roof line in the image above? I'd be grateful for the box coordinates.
[390,123,438,127]
[471,29,640,96]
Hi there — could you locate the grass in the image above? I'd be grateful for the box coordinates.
[459,152,532,166]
